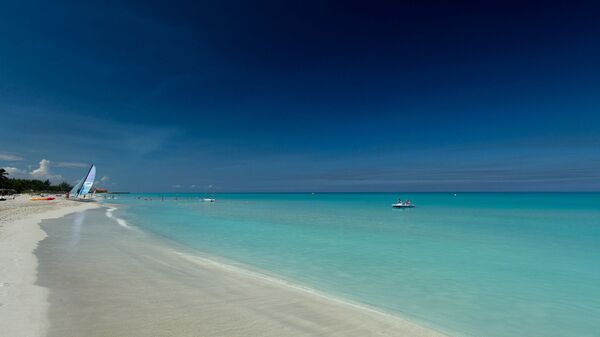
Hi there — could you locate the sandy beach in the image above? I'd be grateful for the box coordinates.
[1,196,448,337]
[0,195,99,337]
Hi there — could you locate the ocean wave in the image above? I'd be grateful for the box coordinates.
[105,207,132,229]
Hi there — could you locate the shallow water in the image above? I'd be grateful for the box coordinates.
[37,208,447,337]
[105,193,600,337]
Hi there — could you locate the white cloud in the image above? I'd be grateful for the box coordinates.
[30,159,51,177]
[173,184,181,188]
[3,166,27,177]
[29,159,64,183]
[0,153,23,161]
[56,161,89,168]
[101,175,110,182]
[2,159,64,183]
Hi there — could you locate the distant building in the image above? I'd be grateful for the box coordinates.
[94,187,108,193]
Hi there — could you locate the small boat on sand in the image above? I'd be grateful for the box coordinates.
[31,197,56,201]
[68,164,97,201]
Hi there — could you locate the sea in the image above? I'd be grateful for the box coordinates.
[101,193,600,337]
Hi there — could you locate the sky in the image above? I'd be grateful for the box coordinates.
[1,0,599,192]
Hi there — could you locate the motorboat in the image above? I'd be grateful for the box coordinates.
[392,203,414,208]
[392,200,415,208]
[393,202,415,208]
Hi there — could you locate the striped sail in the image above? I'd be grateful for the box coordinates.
[69,178,83,197]
[78,165,96,196]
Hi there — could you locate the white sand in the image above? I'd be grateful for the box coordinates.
[0,195,99,337]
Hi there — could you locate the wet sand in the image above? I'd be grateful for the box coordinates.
[37,207,448,337]
[0,196,99,337]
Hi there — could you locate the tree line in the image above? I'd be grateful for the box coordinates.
[0,168,73,193]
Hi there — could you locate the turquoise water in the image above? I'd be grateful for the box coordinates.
[104,193,600,337]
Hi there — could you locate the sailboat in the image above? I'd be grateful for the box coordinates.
[68,164,96,201]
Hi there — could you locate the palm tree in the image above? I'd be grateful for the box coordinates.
[0,168,8,189]
[0,168,8,182]
[57,181,73,192]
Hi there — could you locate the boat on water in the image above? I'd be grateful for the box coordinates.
[392,202,415,208]
[392,198,415,208]
[67,164,97,201]
[202,198,216,202]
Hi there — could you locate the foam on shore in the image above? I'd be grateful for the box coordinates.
[105,207,132,229]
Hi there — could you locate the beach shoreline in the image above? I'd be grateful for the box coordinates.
[0,196,100,337]
[1,195,450,337]
[33,204,448,337]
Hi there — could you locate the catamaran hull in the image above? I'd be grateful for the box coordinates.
[70,198,96,202]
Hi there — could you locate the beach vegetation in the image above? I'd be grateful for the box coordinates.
[0,168,8,182]
[0,168,73,193]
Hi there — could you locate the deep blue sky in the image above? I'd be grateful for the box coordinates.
[1,1,599,191]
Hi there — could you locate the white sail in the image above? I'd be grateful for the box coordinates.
[69,178,83,197]
[78,165,96,196]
